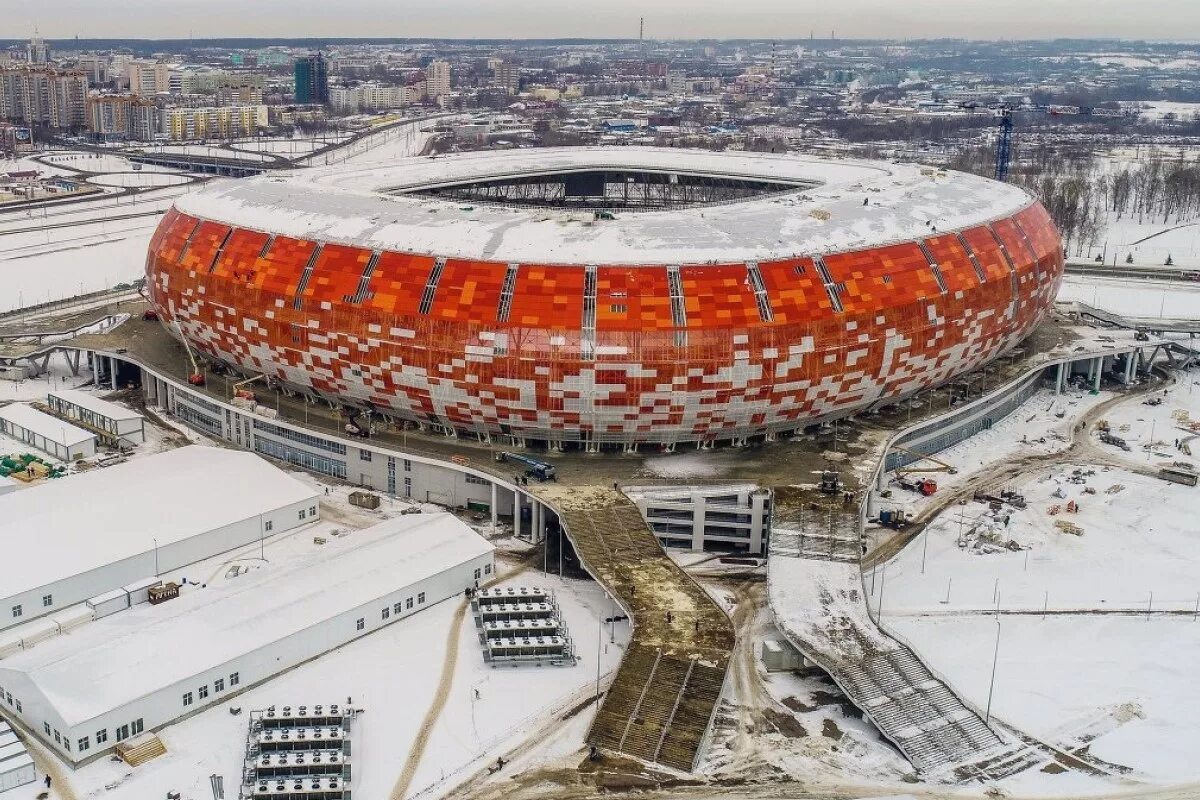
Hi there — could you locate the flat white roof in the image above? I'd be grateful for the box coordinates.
[0,446,318,600]
[48,389,144,423]
[0,513,492,726]
[0,403,94,448]
[175,146,1032,265]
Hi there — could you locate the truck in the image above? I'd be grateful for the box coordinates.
[497,451,556,481]
[896,476,937,496]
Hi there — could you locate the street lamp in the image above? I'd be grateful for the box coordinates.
[985,618,1001,726]
[153,537,159,577]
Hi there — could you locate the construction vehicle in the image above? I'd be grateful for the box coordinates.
[896,475,937,496]
[818,470,841,494]
[232,374,265,400]
[173,320,205,386]
[891,446,959,475]
[1099,430,1131,451]
[496,451,556,481]
[878,509,909,530]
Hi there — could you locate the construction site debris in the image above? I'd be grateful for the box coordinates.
[1054,520,1085,536]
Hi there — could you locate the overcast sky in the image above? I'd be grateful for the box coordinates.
[11,0,1200,41]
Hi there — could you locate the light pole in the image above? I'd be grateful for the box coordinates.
[153,537,159,577]
[985,618,1001,726]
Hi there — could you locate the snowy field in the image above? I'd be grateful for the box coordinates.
[0,217,157,309]
[36,151,187,175]
[145,144,274,163]
[88,172,193,188]
[1058,275,1200,320]
[877,372,1200,782]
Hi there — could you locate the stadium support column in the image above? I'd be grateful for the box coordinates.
[513,490,523,539]
[490,482,498,529]
[1092,357,1102,392]
[532,501,543,544]
[1054,362,1065,395]
[110,356,118,390]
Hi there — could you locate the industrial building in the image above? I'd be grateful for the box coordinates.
[47,389,146,446]
[145,147,1063,448]
[0,445,319,633]
[0,513,493,766]
[625,483,772,555]
[0,402,95,461]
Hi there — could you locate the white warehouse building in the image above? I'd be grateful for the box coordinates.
[0,513,493,766]
[47,389,146,446]
[0,446,319,632]
[0,402,96,461]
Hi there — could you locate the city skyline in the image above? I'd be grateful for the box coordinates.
[8,0,1200,42]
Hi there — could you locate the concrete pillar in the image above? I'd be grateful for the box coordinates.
[692,492,706,551]
[865,490,878,520]
[1055,362,1065,395]
[513,490,523,540]
[533,501,544,545]
[876,469,887,492]
[1092,357,1102,392]
[490,482,498,530]
[109,357,118,390]
[1124,351,1136,384]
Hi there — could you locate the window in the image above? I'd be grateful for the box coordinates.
[309,506,317,516]
[53,730,61,744]
[215,678,225,693]
[78,736,90,751]
[11,605,20,619]
[14,700,20,712]
[95,729,108,744]
[116,724,129,742]
[404,476,412,497]
[183,691,193,707]
[299,509,306,520]
[198,685,209,700]
[465,474,489,485]
[360,450,372,462]
[63,737,70,751]
[474,568,481,580]
[132,718,144,735]
[484,563,492,575]
[405,597,413,609]
[42,594,52,607]
[356,617,365,631]
[393,602,402,614]
[265,520,274,532]
[381,607,390,620]
[418,592,426,604]
[403,459,412,472]
[43,723,50,736]
[230,672,240,687]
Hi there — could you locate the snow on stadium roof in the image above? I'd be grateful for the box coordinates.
[174,147,1032,266]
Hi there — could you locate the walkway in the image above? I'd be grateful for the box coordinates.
[531,485,733,772]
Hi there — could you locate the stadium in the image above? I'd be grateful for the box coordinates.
[144,147,1063,447]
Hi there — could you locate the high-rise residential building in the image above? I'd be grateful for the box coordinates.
[330,83,425,113]
[125,59,172,97]
[0,66,88,129]
[161,104,267,140]
[26,36,50,65]
[492,62,521,94]
[87,93,159,141]
[76,55,109,86]
[425,60,451,99]
[293,52,329,105]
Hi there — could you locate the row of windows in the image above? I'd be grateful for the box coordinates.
[2,687,22,713]
[464,474,490,486]
[8,592,54,619]
[253,420,347,455]
[360,591,432,630]
[254,437,347,479]
[183,672,240,708]
[298,505,318,521]
[75,718,142,753]
[181,393,222,414]
[175,402,224,435]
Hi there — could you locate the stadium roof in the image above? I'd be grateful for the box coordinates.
[0,514,491,726]
[175,147,1032,266]
[0,446,317,599]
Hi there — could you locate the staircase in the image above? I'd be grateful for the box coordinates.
[116,732,166,766]
[534,486,733,772]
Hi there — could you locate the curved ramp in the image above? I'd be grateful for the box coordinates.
[531,485,733,772]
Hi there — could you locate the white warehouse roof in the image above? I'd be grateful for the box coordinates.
[0,403,93,448]
[48,389,144,422]
[0,446,317,600]
[0,513,492,726]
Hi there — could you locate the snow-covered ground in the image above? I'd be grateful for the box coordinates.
[1058,275,1200,320]
[88,172,193,189]
[36,152,186,175]
[299,118,440,167]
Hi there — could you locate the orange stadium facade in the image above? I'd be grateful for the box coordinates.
[144,148,1063,446]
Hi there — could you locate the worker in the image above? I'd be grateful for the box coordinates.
[474,688,480,700]
[666,611,673,624]
[44,775,51,789]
